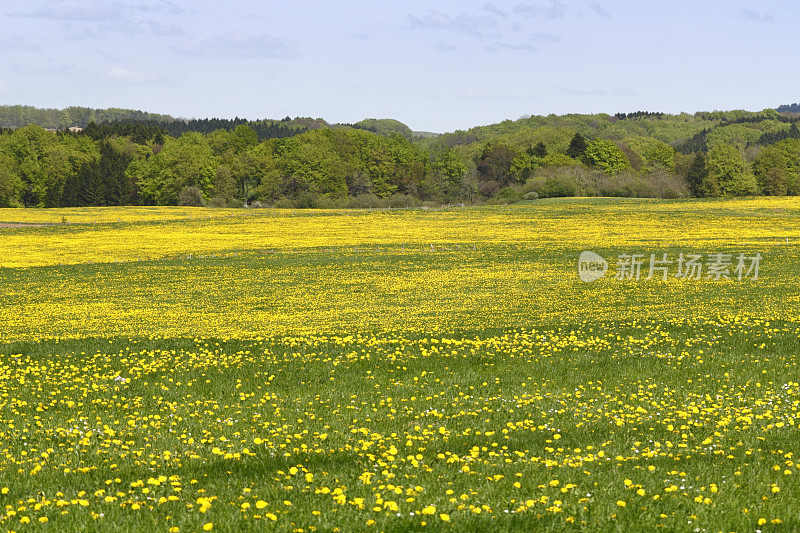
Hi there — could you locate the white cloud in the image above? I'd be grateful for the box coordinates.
[587,1,611,18]
[530,31,561,42]
[108,66,155,83]
[554,86,636,97]
[171,32,300,58]
[406,9,498,36]
[130,1,187,15]
[514,1,569,19]
[481,3,508,18]
[12,0,123,21]
[485,42,539,53]
[0,38,42,52]
[739,8,773,23]
[456,90,540,102]
[139,19,184,36]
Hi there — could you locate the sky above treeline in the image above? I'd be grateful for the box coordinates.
[0,0,798,132]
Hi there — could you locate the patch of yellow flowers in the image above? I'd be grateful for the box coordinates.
[0,198,799,530]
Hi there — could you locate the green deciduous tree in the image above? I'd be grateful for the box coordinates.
[706,142,757,196]
[772,139,800,194]
[625,138,676,172]
[131,132,216,205]
[752,146,789,196]
[0,153,22,207]
[583,139,631,175]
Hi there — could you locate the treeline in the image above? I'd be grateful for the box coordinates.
[82,118,309,143]
[0,105,321,141]
[0,124,458,208]
[0,105,175,130]
[3,107,800,208]
[777,103,800,114]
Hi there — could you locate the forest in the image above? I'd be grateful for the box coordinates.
[1,104,800,208]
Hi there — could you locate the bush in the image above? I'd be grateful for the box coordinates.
[271,197,294,209]
[595,171,689,198]
[178,186,205,207]
[514,165,688,199]
[496,186,522,202]
[597,173,656,198]
[345,194,382,209]
[384,193,422,208]
[478,179,502,197]
[523,173,577,198]
[293,191,321,209]
[207,196,227,208]
[647,171,690,198]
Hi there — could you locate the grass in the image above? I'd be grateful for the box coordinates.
[1,198,800,531]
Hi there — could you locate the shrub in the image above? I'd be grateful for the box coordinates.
[496,186,522,202]
[293,191,321,209]
[345,194,382,209]
[595,171,689,198]
[271,197,294,209]
[523,173,577,198]
[597,173,656,198]
[384,193,422,208]
[207,196,227,208]
[178,186,205,207]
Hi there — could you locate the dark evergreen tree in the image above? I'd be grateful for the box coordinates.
[529,141,548,158]
[80,159,105,206]
[566,133,587,158]
[687,151,719,197]
[99,141,136,205]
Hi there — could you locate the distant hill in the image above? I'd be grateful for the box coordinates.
[0,105,418,141]
[0,105,176,130]
[5,103,800,209]
[0,105,330,141]
[352,118,413,139]
[778,103,800,115]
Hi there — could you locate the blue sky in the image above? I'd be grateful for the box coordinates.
[0,0,797,132]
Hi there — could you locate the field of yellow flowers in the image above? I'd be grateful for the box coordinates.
[1,198,800,531]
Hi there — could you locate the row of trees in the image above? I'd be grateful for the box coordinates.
[687,139,800,196]
[0,124,467,207]
[0,105,174,130]
[3,109,800,208]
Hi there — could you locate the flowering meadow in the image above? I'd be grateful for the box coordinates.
[1,198,800,532]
